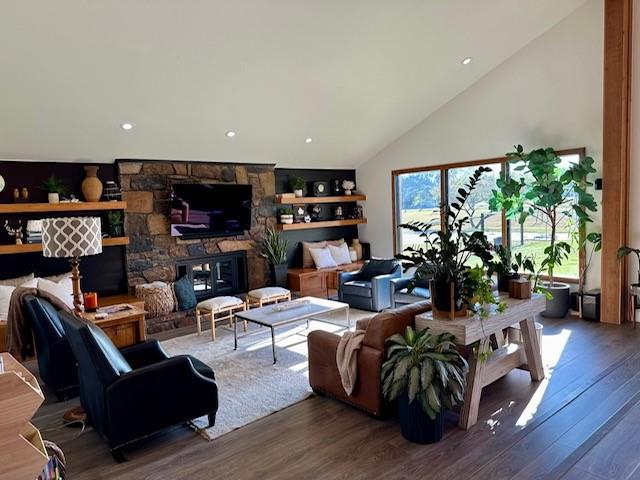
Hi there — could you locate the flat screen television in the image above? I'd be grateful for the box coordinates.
[170,183,252,238]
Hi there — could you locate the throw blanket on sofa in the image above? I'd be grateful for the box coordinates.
[336,329,366,396]
[6,287,73,359]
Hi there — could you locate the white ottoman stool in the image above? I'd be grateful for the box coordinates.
[196,296,246,341]
[246,287,292,308]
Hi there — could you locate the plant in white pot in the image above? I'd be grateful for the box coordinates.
[490,145,598,317]
[289,177,305,198]
[279,207,294,225]
[256,227,289,287]
[40,175,66,204]
[382,326,467,444]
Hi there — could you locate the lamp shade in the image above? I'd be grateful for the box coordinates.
[42,217,103,258]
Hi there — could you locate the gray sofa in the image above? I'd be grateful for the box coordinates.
[338,259,401,311]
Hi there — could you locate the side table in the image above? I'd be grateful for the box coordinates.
[82,303,147,348]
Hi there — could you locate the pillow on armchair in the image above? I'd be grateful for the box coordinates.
[360,259,397,280]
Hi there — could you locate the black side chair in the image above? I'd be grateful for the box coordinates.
[23,295,79,400]
[58,311,218,461]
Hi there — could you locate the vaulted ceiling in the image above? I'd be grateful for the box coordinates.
[0,0,589,168]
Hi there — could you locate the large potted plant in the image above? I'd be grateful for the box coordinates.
[382,326,467,443]
[396,166,494,316]
[490,145,597,317]
[256,227,289,287]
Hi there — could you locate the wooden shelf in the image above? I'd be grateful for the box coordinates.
[0,236,129,255]
[275,195,366,204]
[0,201,127,214]
[276,219,367,231]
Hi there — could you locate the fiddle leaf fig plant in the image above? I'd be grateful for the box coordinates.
[382,326,467,420]
[489,145,597,286]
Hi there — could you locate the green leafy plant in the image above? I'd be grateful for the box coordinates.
[489,145,597,286]
[579,232,601,293]
[468,266,506,320]
[513,253,551,299]
[289,176,305,192]
[256,227,289,266]
[487,245,514,278]
[40,175,66,195]
[279,207,293,216]
[618,245,640,285]
[107,210,123,225]
[382,326,467,420]
[396,166,494,310]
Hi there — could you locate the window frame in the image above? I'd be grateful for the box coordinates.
[391,148,586,283]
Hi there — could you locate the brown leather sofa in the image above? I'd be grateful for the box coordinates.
[307,301,431,417]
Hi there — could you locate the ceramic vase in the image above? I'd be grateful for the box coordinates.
[351,238,363,260]
[47,193,60,204]
[82,166,103,202]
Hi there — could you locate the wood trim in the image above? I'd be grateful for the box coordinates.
[275,194,366,204]
[601,0,633,324]
[0,201,127,214]
[276,219,366,231]
[0,236,129,255]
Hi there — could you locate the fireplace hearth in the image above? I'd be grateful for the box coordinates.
[176,252,248,301]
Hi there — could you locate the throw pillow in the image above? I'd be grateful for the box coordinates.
[37,277,74,310]
[360,258,397,280]
[0,273,35,287]
[302,240,327,268]
[328,243,352,266]
[0,285,14,321]
[309,247,338,269]
[172,276,197,311]
[326,238,345,247]
[43,271,72,282]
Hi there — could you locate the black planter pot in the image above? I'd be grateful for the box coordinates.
[431,280,461,313]
[270,263,288,288]
[108,224,124,237]
[397,392,444,444]
[497,273,518,293]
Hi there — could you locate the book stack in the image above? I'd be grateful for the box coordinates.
[25,219,43,244]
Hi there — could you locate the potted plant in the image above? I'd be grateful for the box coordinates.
[487,245,518,293]
[490,145,598,317]
[382,326,467,443]
[289,177,305,198]
[617,245,640,286]
[256,227,289,287]
[342,180,356,196]
[106,211,124,237]
[279,208,294,225]
[40,175,66,203]
[573,232,601,312]
[396,166,495,316]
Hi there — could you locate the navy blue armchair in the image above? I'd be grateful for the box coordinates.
[58,311,219,461]
[338,259,401,311]
[23,295,78,400]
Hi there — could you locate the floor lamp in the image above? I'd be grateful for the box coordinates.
[42,217,103,313]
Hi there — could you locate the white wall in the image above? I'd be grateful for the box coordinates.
[629,0,640,285]
[357,0,604,289]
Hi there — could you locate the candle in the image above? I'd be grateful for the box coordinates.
[83,292,98,311]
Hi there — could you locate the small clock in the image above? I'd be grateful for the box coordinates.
[311,181,329,197]
[0,175,5,193]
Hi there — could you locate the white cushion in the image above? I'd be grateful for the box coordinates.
[328,243,352,266]
[309,247,338,269]
[0,273,34,287]
[248,287,291,300]
[197,296,244,312]
[0,285,14,321]
[37,277,74,310]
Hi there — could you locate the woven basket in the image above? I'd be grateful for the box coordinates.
[135,282,175,318]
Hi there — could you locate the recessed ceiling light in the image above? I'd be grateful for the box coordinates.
[305,137,313,144]
[225,130,237,138]
[461,57,472,65]
[120,122,134,131]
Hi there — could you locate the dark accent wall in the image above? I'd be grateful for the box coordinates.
[0,161,126,295]
[275,168,364,268]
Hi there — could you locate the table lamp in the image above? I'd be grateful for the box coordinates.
[42,217,103,312]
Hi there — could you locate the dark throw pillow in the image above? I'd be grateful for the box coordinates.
[360,258,397,280]
[173,276,197,311]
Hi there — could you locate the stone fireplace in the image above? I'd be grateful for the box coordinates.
[117,160,275,331]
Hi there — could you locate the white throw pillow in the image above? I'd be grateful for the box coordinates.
[37,277,74,310]
[328,243,352,266]
[0,273,35,287]
[0,285,15,321]
[309,247,338,269]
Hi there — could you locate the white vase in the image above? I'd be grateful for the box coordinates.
[280,214,294,225]
[48,193,60,204]
[345,190,352,196]
[294,189,303,198]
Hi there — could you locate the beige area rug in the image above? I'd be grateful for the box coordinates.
[161,306,373,440]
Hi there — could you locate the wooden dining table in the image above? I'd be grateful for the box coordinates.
[415,294,546,429]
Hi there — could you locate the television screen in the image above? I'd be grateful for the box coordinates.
[170,183,252,238]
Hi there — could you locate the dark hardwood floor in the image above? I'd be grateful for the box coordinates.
[32,316,640,479]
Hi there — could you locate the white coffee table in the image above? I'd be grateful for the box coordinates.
[233,297,350,363]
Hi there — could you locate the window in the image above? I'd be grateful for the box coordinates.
[394,170,442,253]
[392,149,585,280]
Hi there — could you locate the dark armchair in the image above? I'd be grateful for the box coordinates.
[58,312,218,460]
[338,259,401,311]
[23,295,78,400]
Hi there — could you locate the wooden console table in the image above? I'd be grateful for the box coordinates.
[287,262,364,298]
[415,294,545,430]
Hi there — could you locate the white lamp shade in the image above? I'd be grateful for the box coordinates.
[42,217,103,258]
